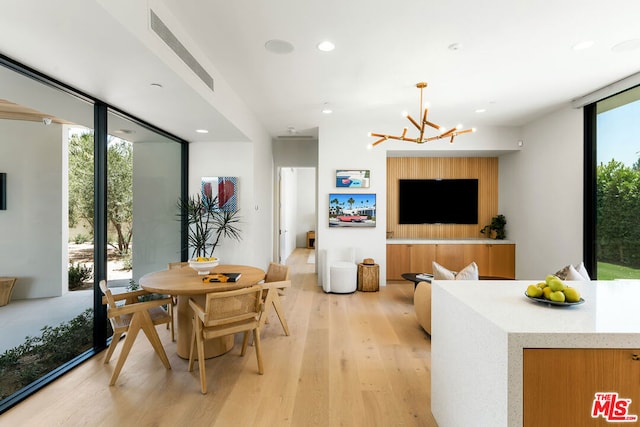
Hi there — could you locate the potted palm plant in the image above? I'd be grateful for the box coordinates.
[177,194,242,260]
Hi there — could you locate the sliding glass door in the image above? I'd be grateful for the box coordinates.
[0,58,185,413]
[590,85,640,279]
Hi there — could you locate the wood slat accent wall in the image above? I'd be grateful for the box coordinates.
[387,157,499,239]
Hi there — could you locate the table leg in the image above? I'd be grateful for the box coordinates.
[176,295,234,359]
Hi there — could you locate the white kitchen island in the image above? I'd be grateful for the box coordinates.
[431,280,640,427]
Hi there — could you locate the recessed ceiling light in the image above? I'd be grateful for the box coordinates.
[196,129,209,134]
[317,41,335,52]
[321,103,333,114]
[572,40,594,51]
[264,39,295,54]
[475,108,486,113]
[448,43,462,51]
[612,38,640,53]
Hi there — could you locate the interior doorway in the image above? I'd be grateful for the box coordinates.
[278,167,317,264]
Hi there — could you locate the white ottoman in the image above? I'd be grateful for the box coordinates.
[329,261,357,293]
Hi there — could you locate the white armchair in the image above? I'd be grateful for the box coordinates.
[320,247,358,293]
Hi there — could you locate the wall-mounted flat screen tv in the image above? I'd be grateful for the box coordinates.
[398,179,478,224]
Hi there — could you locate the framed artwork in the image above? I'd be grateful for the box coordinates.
[201,176,238,212]
[336,170,370,188]
[329,193,376,227]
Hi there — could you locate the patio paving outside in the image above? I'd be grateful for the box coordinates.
[0,246,131,354]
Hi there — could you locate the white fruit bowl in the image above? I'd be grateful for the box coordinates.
[188,258,219,275]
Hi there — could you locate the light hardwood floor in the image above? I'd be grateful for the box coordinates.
[2,249,437,426]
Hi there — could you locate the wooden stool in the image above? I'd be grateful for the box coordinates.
[357,263,379,292]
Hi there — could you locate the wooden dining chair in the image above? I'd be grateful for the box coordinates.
[165,261,190,341]
[99,280,173,386]
[188,284,265,394]
[258,262,291,336]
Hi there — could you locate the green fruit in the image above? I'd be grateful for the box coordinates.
[545,275,558,285]
[564,287,581,303]
[527,284,543,298]
[550,290,566,302]
[548,277,566,292]
[542,287,552,300]
[537,281,548,289]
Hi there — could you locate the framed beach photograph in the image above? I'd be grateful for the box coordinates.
[329,193,376,227]
[335,170,370,188]
[201,176,238,212]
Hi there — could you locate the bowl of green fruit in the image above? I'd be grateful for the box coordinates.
[525,275,584,306]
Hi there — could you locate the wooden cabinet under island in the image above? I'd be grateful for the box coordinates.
[431,280,640,426]
[386,239,515,280]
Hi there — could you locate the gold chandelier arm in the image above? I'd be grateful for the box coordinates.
[371,136,388,147]
[405,114,421,131]
[423,119,441,130]
[440,126,458,137]
[455,128,475,136]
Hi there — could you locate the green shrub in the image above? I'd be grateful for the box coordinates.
[68,263,93,290]
[72,233,91,244]
[121,253,133,271]
[0,309,94,400]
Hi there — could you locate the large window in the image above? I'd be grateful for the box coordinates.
[587,85,640,279]
[0,57,185,413]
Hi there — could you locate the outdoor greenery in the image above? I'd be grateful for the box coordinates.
[0,309,94,400]
[177,194,242,258]
[597,261,640,280]
[68,263,93,290]
[596,159,640,268]
[68,132,133,256]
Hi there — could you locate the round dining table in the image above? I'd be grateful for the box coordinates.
[140,264,266,359]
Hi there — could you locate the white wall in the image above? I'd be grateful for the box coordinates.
[295,168,316,248]
[0,120,65,299]
[318,116,388,285]
[189,137,273,270]
[499,103,584,279]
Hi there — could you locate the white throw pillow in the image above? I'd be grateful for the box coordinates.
[432,261,479,280]
[575,262,591,280]
[565,263,591,281]
[556,262,591,281]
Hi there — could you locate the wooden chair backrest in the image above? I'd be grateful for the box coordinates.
[99,279,123,328]
[99,280,116,310]
[168,261,189,270]
[265,263,289,283]
[202,285,263,327]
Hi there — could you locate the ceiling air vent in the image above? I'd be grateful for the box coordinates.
[150,9,214,92]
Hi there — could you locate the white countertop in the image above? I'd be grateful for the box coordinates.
[435,279,640,337]
[430,279,640,427]
[387,238,515,244]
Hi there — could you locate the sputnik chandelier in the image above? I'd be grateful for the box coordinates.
[368,82,476,147]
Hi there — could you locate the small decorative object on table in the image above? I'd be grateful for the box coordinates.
[188,257,220,275]
[201,273,241,283]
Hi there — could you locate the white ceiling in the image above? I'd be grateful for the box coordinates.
[1,0,640,143]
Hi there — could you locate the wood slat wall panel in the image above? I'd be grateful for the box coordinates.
[387,157,499,239]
